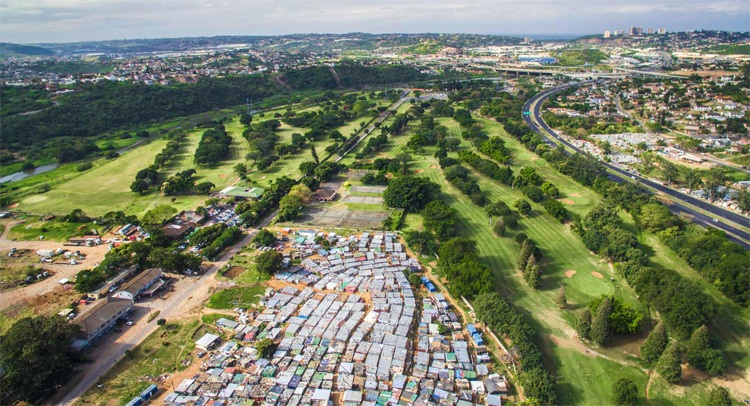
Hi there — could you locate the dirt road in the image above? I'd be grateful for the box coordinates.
[59,212,275,406]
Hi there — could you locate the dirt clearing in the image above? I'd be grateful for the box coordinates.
[565,270,577,278]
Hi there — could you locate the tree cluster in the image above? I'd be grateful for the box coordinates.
[437,238,493,299]
[440,160,485,206]
[475,292,557,404]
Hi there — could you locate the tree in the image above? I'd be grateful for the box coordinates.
[256,250,283,275]
[240,113,253,126]
[310,144,319,163]
[254,337,275,358]
[493,219,506,236]
[142,205,177,226]
[611,378,638,406]
[195,181,215,194]
[130,179,150,194]
[74,268,106,293]
[515,199,532,215]
[640,322,668,363]
[383,176,440,211]
[157,318,167,326]
[525,264,541,289]
[408,272,422,287]
[707,387,732,406]
[0,316,79,403]
[577,308,593,340]
[638,203,678,232]
[421,200,456,241]
[590,296,613,345]
[404,231,438,255]
[656,341,682,384]
[278,194,303,221]
[299,161,317,176]
[252,229,276,247]
[686,325,726,376]
[556,286,567,309]
[519,368,557,405]
[234,163,247,177]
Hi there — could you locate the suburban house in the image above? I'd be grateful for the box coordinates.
[73,296,133,351]
[219,186,265,200]
[114,268,164,301]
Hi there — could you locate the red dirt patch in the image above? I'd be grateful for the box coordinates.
[565,270,576,278]
[591,271,603,279]
[429,165,437,169]
[218,174,228,179]
[560,199,575,205]
[414,169,424,174]
[223,266,246,280]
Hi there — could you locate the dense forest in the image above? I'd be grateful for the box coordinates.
[1,63,426,156]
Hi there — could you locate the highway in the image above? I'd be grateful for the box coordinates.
[522,84,750,249]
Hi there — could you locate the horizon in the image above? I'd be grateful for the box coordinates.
[1,0,748,44]
[4,29,749,47]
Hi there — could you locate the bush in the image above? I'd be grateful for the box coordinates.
[77,162,94,172]
[157,318,167,326]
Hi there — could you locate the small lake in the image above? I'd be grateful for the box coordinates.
[0,163,60,184]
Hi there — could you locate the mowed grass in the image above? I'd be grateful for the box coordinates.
[17,118,249,217]
[7,218,98,242]
[78,319,201,405]
[551,347,649,406]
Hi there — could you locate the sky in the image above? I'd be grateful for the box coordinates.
[1,0,748,44]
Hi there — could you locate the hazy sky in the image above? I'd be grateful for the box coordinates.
[1,0,748,44]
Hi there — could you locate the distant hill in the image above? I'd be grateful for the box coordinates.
[0,43,55,57]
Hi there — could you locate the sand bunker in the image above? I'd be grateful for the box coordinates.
[560,199,575,205]
[414,169,424,173]
[429,165,437,169]
[591,271,603,279]
[570,193,582,197]
[565,270,577,278]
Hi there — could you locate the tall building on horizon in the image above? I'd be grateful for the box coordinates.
[604,30,611,38]
[658,28,667,34]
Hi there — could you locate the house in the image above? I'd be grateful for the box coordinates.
[162,220,195,240]
[195,333,221,351]
[73,296,133,349]
[219,186,265,200]
[114,268,164,300]
[311,186,337,202]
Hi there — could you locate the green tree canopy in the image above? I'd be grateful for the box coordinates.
[656,341,682,384]
[256,250,283,275]
[590,296,613,345]
[383,176,440,211]
[640,322,668,363]
[142,204,177,226]
[0,316,80,403]
[686,325,726,376]
[611,378,638,406]
[707,387,732,406]
[577,308,593,340]
[252,229,277,247]
[421,200,457,241]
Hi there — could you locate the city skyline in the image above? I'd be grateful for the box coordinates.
[0,0,748,44]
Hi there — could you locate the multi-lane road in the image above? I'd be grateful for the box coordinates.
[523,84,750,249]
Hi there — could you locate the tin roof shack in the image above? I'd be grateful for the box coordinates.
[114,268,163,301]
[195,333,221,351]
[74,296,133,349]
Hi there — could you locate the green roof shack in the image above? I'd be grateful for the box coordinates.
[219,186,265,200]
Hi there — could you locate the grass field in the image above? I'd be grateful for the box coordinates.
[77,319,202,405]
[16,119,250,216]
[7,218,98,242]
[206,285,266,309]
